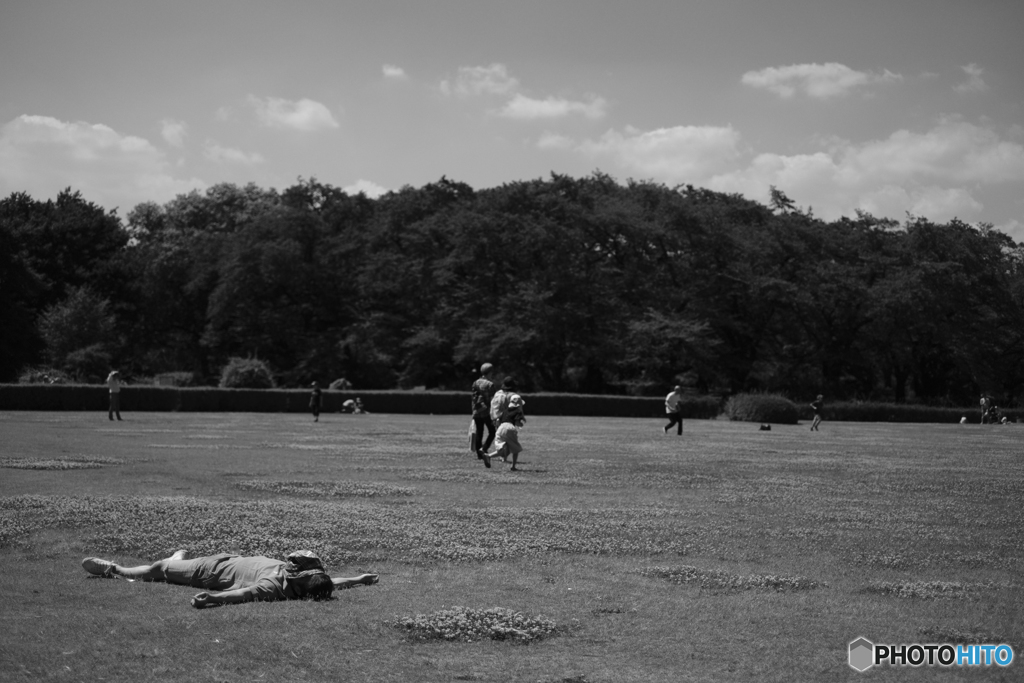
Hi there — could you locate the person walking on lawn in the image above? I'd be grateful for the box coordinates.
[470,363,497,460]
[309,381,323,422]
[106,370,123,421]
[81,549,378,608]
[664,385,684,435]
[810,394,824,431]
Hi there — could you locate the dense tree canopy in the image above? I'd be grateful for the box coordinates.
[3,175,1023,405]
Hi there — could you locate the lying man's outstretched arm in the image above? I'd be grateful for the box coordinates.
[191,588,253,609]
[331,573,379,589]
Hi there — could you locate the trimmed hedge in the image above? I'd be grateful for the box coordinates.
[1,384,1015,423]
[804,401,1024,424]
[0,384,719,418]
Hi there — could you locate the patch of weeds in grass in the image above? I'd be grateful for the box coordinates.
[917,626,1006,644]
[407,470,528,485]
[0,457,125,470]
[852,553,912,570]
[146,444,250,450]
[236,480,415,498]
[864,580,1010,600]
[639,565,823,591]
[919,551,1021,570]
[388,606,557,643]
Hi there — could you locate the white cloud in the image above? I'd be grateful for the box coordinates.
[382,64,407,80]
[575,125,743,183]
[0,115,204,210]
[202,141,264,165]
[537,131,574,150]
[954,63,988,94]
[543,118,1024,223]
[343,179,388,198]
[742,62,902,99]
[160,119,187,147]
[247,95,339,131]
[440,63,519,97]
[706,120,1024,221]
[995,219,1023,242]
[500,94,607,120]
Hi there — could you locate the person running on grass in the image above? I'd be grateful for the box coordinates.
[484,377,526,471]
[81,549,378,609]
[664,385,684,435]
[810,394,824,431]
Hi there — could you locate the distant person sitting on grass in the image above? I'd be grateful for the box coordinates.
[106,370,123,421]
[81,549,378,609]
[810,394,824,431]
[341,398,367,414]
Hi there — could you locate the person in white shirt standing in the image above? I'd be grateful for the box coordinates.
[664,385,684,435]
[106,370,123,421]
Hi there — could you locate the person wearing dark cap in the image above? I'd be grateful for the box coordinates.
[470,363,497,459]
[309,381,323,422]
[664,385,684,435]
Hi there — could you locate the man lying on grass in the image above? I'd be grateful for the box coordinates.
[81,549,378,608]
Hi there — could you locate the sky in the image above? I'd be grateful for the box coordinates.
[1,0,1022,238]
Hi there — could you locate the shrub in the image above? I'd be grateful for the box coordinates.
[154,371,197,387]
[640,565,822,591]
[218,357,276,389]
[18,367,71,385]
[723,393,799,424]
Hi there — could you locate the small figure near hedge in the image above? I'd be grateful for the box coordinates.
[810,394,824,431]
[106,370,123,421]
[309,381,322,422]
[664,385,684,435]
[81,549,378,609]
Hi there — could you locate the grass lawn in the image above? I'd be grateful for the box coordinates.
[0,411,1020,682]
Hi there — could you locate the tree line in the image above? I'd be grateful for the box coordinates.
[2,173,1023,405]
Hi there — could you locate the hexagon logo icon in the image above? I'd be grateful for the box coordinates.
[849,637,874,672]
